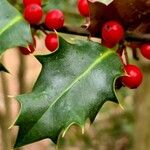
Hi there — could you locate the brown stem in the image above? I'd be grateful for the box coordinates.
[125,31,150,43]
[124,48,129,65]
[31,24,150,42]
[132,48,139,61]
[117,41,126,56]
[39,26,49,35]
[31,24,90,36]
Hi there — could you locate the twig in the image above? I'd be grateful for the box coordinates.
[124,48,129,65]
[31,24,90,36]
[117,41,126,56]
[125,31,150,43]
[31,24,150,42]
[132,48,139,61]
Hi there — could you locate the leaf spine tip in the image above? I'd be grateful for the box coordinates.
[82,127,85,134]
[119,104,125,110]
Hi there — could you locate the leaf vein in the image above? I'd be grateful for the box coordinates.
[31,51,114,129]
[0,15,22,35]
[50,51,113,108]
[23,50,114,138]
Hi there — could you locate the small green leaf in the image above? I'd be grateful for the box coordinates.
[14,36,123,148]
[0,0,32,54]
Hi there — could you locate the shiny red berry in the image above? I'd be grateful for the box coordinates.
[121,64,143,89]
[102,21,124,45]
[77,0,89,17]
[20,36,36,55]
[23,0,41,7]
[24,4,43,24]
[45,33,59,52]
[45,9,64,30]
[140,43,150,60]
[102,40,115,48]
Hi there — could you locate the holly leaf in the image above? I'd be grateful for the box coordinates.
[14,36,123,148]
[0,0,32,54]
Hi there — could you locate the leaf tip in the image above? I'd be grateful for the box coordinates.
[119,104,125,110]
[82,127,85,134]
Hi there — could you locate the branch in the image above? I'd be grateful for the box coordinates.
[32,24,89,36]
[32,24,150,42]
[125,31,150,43]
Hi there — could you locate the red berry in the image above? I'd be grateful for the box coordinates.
[45,33,59,52]
[20,36,36,55]
[24,4,43,24]
[102,21,124,45]
[77,0,89,17]
[121,64,143,89]
[45,9,64,30]
[20,46,34,55]
[140,43,150,60]
[102,40,115,48]
[23,0,41,7]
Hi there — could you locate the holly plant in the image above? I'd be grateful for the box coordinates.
[0,0,150,148]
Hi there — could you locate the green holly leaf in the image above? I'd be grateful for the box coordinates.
[14,36,123,148]
[0,0,32,54]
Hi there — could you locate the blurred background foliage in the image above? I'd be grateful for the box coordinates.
[0,0,150,150]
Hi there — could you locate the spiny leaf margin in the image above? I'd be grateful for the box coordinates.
[14,35,123,148]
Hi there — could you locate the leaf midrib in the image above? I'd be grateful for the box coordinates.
[21,50,114,138]
[50,50,113,108]
[0,15,22,35]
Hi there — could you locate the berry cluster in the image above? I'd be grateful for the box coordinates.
[23,0,43,25]
[20,0,65,54]
[20,0,149,90]
[77,1,147,89]
[101,21,144,89]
